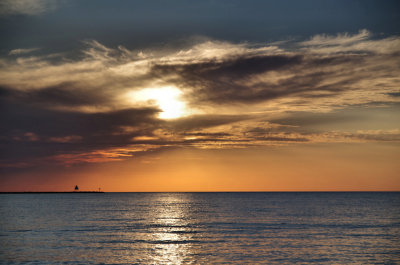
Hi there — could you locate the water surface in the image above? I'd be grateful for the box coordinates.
[1,192,399,264]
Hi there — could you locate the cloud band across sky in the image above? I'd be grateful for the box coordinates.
[0,29,399,169]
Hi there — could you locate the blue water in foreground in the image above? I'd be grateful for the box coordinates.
[1,192,399,264]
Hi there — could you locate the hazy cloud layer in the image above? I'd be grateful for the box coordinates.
[0,0,58,16]
[1,30,399,168]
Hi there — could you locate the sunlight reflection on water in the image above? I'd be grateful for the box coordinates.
[148,193,193,264]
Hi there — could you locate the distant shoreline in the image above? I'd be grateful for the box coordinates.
[0,191,105,194]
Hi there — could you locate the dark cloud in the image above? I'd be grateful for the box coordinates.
[254,136,309,142]
[0,100,159,138]
[152,55,302,78]
[0,93,162,165]
[0,91,256,168]
[167,114,250,131]
[183,132,232,137]
[0,83,109,107]
[270,111,362,128]
[150,53,374,105]
[25,84,109,107]
[151,55,306,103]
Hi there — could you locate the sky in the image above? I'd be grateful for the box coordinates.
[0,0,399,191]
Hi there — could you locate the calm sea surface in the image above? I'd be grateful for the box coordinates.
[0,192,399,264]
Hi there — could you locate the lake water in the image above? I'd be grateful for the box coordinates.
[1,192,399,264]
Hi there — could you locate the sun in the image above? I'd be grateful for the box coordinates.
[128,86,187,119]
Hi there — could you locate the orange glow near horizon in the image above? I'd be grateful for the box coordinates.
[2,143,399,192]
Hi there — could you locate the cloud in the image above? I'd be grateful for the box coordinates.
[2,31,399,112]
[8,48,40,56]
[0,0,58,16]
[301,29,371,47]
[314,130,400,143]
[1,29,399,168]
[48,135,82,143]
[300,29,400,54]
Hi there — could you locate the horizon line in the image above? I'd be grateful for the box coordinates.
[1,190,399,193]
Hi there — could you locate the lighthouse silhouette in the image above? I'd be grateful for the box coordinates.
[74,185,79,191]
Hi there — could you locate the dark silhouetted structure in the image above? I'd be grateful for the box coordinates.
[74,185,79,191]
